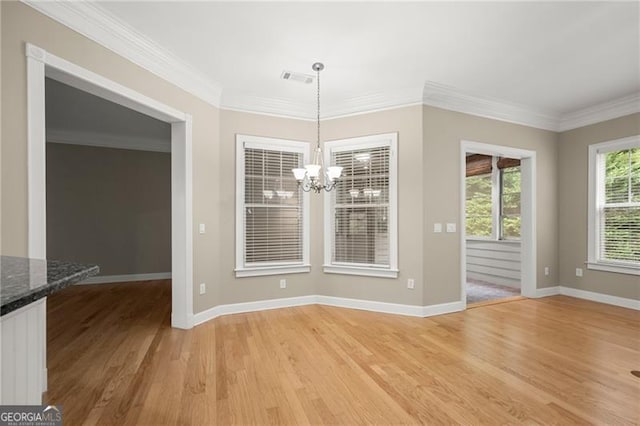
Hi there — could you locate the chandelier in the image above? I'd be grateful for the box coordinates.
[292,62,343,192]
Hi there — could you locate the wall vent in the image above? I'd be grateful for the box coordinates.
[281,71,314,84]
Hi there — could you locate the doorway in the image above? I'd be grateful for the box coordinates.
[26,43,193,329]
[460,141,536,309]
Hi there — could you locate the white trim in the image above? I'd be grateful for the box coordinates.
[423,81,560,131]
[460,141,537,310]
[221,93,314,121]
[560,286,639,310]
[235,134,311,277]
[25,44,193,330]
[316,295,424,317]
[534,286,561,298]
[421,300,466,317]
[47,128,171,153]
[558,93,640,132]
[192,296,318,326]
[234,265,311,278]
[322,87,424,119]
[27,46,47,260]
[171,116,194,329]
[192,295,465,326]
[587,135,640,273]
[20,2,640,130]
[322,265,399,279]
[323,133,398,277]
[533,286,639,311]
[22,0,221,108]
[586,262,640,276]
[77,272,172,285]
[216,87,424,122]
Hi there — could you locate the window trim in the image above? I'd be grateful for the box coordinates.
[235,134,311,277]
[587,135,640,276]
[323,132,398,278]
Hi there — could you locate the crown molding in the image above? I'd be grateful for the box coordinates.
[221,86,424,121]
[47,128,171,153]
[322,86,424,119]
[22,0,222,108]
[220,92,315,121]
[557,93,640,132]
[24,1,638,132]
[422,81,560,131]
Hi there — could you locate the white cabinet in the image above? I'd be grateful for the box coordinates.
[0,298,46,404]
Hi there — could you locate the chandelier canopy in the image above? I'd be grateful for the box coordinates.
[292,62,343,192]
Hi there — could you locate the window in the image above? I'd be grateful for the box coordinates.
[465,173,493,237]
[588,136,640,275]
[465,155,520,240]
[235,135,310,277]
[500,166,521,239]
[324,133,398,278]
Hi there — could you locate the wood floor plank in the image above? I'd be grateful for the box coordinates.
[45,281,640,425]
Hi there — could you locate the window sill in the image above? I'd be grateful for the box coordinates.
[235,264,311,278]
[323,264,399,279]
[587,261,640,276]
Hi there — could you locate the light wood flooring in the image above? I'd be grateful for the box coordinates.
[46,281,640,425]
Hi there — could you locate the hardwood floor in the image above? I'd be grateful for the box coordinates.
[46,281,640,425]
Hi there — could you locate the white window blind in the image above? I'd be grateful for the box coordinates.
[598,147,639,264]
[324,133,398,278]
[235,136,310,277]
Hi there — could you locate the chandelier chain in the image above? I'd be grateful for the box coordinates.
[316,66,320,150]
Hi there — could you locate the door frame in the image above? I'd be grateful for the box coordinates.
[460,140,537,309]
[26,43,194,329]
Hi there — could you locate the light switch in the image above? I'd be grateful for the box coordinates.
[199,223,206,234]
[446,223,456,233]
[433,223,442,233]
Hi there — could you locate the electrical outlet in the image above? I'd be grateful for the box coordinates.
[407,278,415,289]
[576,268,583,277]
[280,279,286,289]
[433,223,442,233]
[544,266,549,276]
[199,283,206,295]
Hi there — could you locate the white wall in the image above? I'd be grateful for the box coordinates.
[466,240,521,288]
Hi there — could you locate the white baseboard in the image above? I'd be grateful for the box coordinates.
[193,295,465,327]
[193,295,317,326]
[533,285,639,310]
[78,272,171,285]
[316,295,425,317]
[422,300,466,317]
[534,286,561,298]
[558,286,640,310]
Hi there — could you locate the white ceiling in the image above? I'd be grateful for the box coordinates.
[26,1,639,129]
[92,1,639,119]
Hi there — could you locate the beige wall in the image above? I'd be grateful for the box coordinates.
[321,106,425,305]
[558,113,640,300]
[3,2,637,315]
[46,143,171,276]
[422,106,559,305]
[1,2,221,312]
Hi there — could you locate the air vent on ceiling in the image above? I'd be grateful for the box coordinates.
[281,70,314,84]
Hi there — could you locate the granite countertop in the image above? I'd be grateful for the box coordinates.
[1,256,99,316]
